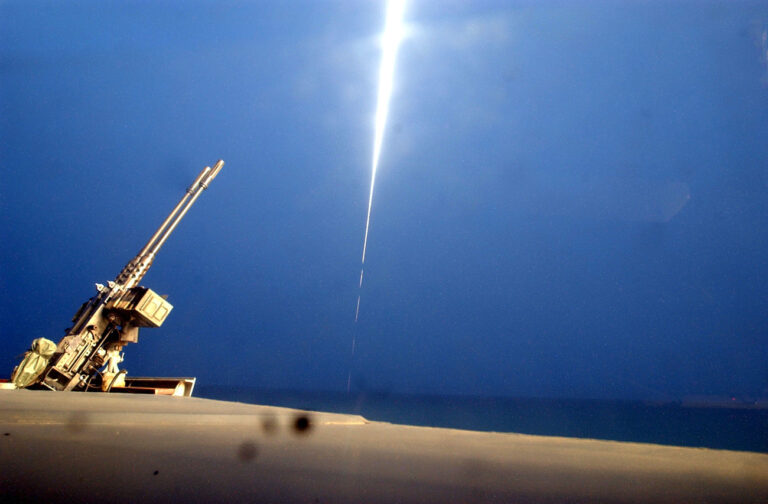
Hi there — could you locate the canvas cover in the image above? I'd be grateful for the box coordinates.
[11,338,57,388]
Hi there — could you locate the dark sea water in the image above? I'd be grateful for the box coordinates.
[196,386,767,454]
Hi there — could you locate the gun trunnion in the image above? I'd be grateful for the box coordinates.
[31,160,224,394]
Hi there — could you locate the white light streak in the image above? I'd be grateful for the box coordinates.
[356,0,406,322]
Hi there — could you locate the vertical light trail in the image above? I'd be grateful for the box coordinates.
[349,0,406,393]
[355,0,406,322]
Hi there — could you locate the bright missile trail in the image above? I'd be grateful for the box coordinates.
[355,0,406,322]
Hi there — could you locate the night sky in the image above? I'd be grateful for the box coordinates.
[2,0,767,400]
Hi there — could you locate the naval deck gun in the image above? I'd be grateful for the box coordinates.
[22,160,224,393]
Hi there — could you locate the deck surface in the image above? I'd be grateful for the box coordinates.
[1,389,766,503]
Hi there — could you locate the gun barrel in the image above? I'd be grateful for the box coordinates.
[145,160,224,258]
[114,161,224,290]
[190,165,213,192]
[201,160,224,189]
[136,165,211,259]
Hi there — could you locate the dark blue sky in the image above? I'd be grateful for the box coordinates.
[2,1,767,400]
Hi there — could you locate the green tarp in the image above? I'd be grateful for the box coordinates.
[11,338,57,388]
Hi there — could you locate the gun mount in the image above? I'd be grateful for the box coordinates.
[24,160,224,393]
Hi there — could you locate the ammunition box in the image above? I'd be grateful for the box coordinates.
[106,287,173,328]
